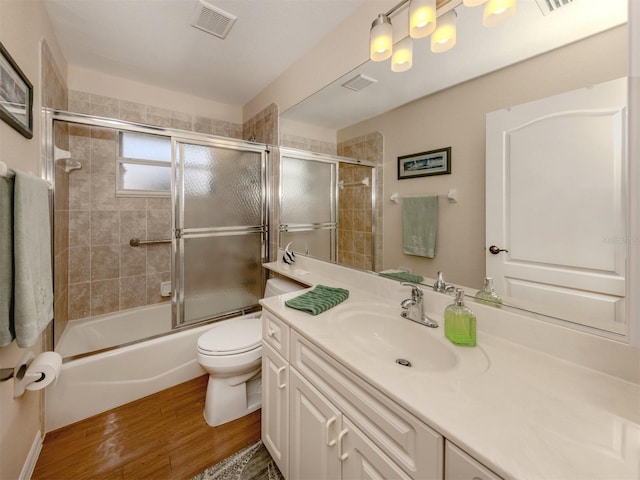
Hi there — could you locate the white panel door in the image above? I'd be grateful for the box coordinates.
[289,368,342,480]
[262,343,289,478]
[486,78,626,333]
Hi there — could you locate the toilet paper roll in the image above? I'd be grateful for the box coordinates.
[24,352,62,391]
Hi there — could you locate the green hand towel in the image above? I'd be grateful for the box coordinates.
[379,271,424,283]
[285,285,349,316]
[402,195,438,258]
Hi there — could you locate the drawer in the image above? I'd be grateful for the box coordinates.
[445,441,503,480]
[290,330,443,479]
[262,311,289,360]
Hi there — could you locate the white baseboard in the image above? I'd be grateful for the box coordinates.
[19,430,42,480]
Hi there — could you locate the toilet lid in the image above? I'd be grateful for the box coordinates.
[197,316,262,355]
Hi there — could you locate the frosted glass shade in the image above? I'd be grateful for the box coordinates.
[409,0,436,39]
[370,14,393,61]
[483,0,516,27]
[392,37,413,72]
[463,0,488,6]
[431,10,457,53]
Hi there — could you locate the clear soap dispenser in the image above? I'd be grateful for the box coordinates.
[474,277,502,308]
[445,288,476,347]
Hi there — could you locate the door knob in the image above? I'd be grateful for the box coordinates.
[488,245,509,255]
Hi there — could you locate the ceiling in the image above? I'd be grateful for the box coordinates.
[282,0,628,130]
[42,0,367,106]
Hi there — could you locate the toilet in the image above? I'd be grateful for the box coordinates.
[196,278,302,427]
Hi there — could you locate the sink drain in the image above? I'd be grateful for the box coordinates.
[395,358,412,368]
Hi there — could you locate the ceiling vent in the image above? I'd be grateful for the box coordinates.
[535,0,574,15]
[341,74,378,92]
[191,0,237,39]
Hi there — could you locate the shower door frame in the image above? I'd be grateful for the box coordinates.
[45,109,271,340]
[171,136,269,329]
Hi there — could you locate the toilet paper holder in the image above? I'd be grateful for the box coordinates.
[0,351,56,398]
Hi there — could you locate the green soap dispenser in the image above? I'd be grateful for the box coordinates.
[445,288,477,347]
[474,277,502,308]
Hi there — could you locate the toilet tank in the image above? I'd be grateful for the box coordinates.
[264,278,303,298]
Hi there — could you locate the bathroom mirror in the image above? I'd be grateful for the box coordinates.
[278,0,629,339]
[278,148,377,271]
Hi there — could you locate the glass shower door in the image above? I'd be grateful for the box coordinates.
[280,153,337,261]
[174,139,266,327]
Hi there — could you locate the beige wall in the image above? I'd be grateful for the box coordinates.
[338,26,628,289]
[0,0,68,478]
[68,65,243,124]
[245,0,397,119]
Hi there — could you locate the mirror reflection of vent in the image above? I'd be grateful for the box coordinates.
[535,0,574,15]
[341,74,377,92]
[191,0,237,39]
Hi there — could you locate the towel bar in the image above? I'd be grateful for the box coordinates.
[129,237,172,247]
[390,189,458,204]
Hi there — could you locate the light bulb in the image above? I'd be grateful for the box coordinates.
[431,10,457,53]
[392,37,413,73]
[409,0,436,39]
[483,0,516,27]
[370,14,393,61]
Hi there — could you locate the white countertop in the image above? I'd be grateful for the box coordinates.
[261,260,640,480]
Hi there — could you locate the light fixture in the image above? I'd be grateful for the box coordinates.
[392,37,413,72]
[483,0,516,27]
[409,0,437,39]
[369,14,393,61]
[462,0,488,6]
[368,0,517,72]
[431,10,457,53]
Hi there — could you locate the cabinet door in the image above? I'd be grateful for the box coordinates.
[262,343,289,478]
[341,418,414,480]
[289,368,342,480]
[445,441,502,480]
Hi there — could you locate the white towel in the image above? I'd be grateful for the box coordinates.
[0,177,14,346]
[13,171,53,347]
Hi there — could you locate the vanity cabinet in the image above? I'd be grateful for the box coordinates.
[262,342,289,478]
[444,442,502,480]
[262,310,444,479]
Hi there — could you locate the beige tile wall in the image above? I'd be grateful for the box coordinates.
[338,132,384,271]
[280,132,336,155]
[42,40,70,346]
[63,90,255,319]
[68,90,243,138]
[66,125,172,319]
[243,103,278,145]
[338,163,374,270]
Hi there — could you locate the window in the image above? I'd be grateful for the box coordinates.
[117,131,171,196]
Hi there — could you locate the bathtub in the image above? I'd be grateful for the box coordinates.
[46,304,261,432]
[56,303,173,358]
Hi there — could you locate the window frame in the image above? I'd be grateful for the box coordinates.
[116,131,172,197]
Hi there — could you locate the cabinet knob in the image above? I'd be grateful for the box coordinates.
[325,416,337,447]
[337,429,349,461]
[276,366,286,389]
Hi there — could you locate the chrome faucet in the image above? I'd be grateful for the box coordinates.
[400,283,439,328]
[433,271,455,294]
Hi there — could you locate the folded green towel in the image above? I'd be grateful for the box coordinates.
[285,285,349,315]
[379,271,424,283]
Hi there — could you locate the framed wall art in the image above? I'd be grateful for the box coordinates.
[398,147,451,179]
[0,41,33,139]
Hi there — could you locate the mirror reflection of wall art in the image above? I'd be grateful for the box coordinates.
[0,41,33,139]
[398,147,451,179]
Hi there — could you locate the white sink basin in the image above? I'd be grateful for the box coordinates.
[326,302,489,376]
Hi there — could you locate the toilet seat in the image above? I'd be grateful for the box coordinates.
[197,316,262,356]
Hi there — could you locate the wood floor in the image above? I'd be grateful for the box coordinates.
[32,375,261,480]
